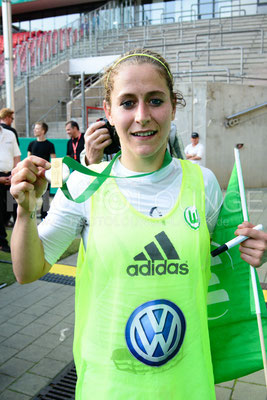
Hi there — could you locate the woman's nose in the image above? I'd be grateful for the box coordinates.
[135,102,151,126]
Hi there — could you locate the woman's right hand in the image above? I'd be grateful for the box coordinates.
[10,156,51,213]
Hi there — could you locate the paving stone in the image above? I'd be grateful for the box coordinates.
[63,312,75,325]
[0,304,25,318]
[20,322,50,338]
[51,299,75,317]
[0,373,16,393]
[23,303,51,317]
[215,385,232,400]
[10,281,44,293]
[0,389,31,400]
[0,345,18,364]
[56,285,75,297]
[0,296,13,308]
[30,357,67,378]
[0,357,34,378]
[62,334,74,347]
[238,369,265,385]
[232,381,266,400]
[2,333,34,351]
[16,344,51,363]
[0,314,9,324]
[39,286,74,306]
[47,344,74,363]
[8,312,37,327]
[35,282,62,294]
[216,379,235,388]
[38,293,68,307]
[48,321,74,337]
[34,312,64,328]
[33,332,62,350]
[12,291,49,308]
[9,372,50,396]
[1,283,39,301]
[0,322,22,337]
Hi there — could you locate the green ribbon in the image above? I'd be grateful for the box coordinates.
[61,150,172,203]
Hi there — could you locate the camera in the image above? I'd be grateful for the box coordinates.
[98,117,121,155]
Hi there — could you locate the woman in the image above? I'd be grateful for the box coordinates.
[10,49,267,399]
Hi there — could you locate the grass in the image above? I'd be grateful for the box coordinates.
[0,229,80,288]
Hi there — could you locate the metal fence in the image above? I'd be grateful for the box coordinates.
[1,0,267,136]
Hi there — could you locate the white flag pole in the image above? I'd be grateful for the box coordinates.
[234,147,267,388]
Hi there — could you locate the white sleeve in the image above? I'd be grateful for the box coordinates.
[201,166,223,235]
[196,144,204,159]
[38,171,90,266]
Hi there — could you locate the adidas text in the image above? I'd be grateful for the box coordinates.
[126,260,189,277]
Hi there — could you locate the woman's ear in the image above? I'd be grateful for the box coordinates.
[103,100,114,126]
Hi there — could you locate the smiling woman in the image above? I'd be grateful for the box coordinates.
[102,50,185,172]
[10,48,267,400]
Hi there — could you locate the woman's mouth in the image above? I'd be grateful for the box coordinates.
[132,130,157,137]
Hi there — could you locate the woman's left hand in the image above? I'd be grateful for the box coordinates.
[235,221,267,267]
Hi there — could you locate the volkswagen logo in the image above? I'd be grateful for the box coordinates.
[125,299,186,366]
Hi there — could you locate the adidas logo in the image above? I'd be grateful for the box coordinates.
[127,231,189,277]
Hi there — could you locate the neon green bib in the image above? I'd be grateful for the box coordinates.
[73,160,215,400]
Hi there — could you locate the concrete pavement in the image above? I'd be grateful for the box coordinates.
[0,188,266,399]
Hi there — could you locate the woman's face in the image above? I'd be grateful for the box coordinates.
[104,63,176,171]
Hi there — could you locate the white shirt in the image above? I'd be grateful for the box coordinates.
[0,127,21,172]
[39,158,223,266]
[185,142,205,166]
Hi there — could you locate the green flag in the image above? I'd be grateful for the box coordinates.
[208,164,267,383]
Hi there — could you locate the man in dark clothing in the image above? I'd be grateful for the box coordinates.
[0,108,19,146]
[65,120,85,163]
[28,122,56,218]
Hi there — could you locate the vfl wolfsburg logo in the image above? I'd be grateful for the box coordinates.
[184,206,200,230]
[127,231,189,276]
[125,299,186,366]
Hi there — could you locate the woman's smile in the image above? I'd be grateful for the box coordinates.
[131,130,157,138]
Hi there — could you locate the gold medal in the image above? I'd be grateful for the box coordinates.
[51,158,63,188]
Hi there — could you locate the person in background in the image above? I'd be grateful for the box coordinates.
[65,120,85,163]
[0,126,20,252]
[185,132,205,166]
[27,122,56,219]
[0,107,19,146]
[0,108,20,227]
[10,49,267,399]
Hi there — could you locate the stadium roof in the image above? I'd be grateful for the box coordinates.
[0,0,106,21]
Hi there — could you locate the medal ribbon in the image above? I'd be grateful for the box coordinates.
[61,150,172,203]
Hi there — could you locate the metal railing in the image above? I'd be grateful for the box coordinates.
[224,102,267,127]
[195,29,265,54]
[0,0,266,91]
[176,46,244,75]
[173,68,231,83]
[2,0,267,133]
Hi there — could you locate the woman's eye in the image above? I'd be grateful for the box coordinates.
[121,100,134,109]
[150,98,163,106]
